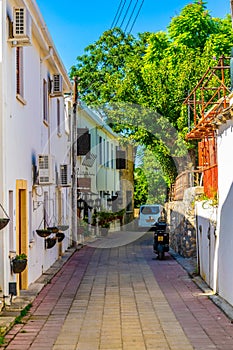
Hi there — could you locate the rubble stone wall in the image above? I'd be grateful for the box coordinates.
[166,187,204,258]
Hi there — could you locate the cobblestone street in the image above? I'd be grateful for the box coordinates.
[2,232,233,350]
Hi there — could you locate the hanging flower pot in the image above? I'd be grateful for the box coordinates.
[45,237,57,249]
[57,225,69,231]
[56,232,65,242]
[12,254,27,273]
[47,226,59,233]
[0,218,10,230]
[36,229,52,238]
[0,203,10,231]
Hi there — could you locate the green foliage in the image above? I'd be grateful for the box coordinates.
[14,304,32,324]
[71,1,232,188]
[96,209,125,228]
[134,167,148,207]
[14,253,27,260]
[168,1,218,50]
[0,336,5,345]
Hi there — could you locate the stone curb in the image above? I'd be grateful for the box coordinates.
[0,245,80,337]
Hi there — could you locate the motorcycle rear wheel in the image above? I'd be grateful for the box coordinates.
[158,251,164,260]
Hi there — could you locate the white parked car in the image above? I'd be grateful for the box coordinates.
[138,204,163,230]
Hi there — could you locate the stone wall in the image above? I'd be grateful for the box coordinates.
[166,187,204,258]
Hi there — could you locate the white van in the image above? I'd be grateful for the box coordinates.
[138,204,163,230]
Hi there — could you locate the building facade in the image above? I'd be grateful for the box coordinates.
[0,0,72,301]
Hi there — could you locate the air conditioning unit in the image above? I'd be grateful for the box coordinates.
[38,155,55,185]
[51,74,63,96]
[9,8,32,46]
[59,164,71,187]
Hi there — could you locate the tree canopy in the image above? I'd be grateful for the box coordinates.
[70,0,233,187]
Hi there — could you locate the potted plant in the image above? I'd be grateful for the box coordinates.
[97,211,115,236]
[0,218,10,230]
[12,253,27,273]
[36,229,52,238]
[0,203,10,230]
[47,226,59,233]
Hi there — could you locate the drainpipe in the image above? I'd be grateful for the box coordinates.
[71,77,78,246]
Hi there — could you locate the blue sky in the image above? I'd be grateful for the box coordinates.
[36,0,230,73]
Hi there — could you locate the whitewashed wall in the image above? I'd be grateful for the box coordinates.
[216,119,233,305]
[0,0,72,296]
[195,202,217,291]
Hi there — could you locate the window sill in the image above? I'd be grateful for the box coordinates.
[16,94,27,105]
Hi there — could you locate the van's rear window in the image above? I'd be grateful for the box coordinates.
[141,206,159,214]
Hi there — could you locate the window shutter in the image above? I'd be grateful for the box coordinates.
[116,150,126,169]
[77,128,90,155]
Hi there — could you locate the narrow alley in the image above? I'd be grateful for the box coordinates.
[2,232,233,350]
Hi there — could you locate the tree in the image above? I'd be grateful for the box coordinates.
[71,1,232,188]
[134,168,148,208]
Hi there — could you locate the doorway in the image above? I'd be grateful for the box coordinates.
[16,180,28,291]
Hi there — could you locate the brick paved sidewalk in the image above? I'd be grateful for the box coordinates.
[1,232,233,349]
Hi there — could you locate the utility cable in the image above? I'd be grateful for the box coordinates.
[114,0,127,28]
[124,0,138,33]
[119,0,133,29]
[111,0,123,29]
[128,0,145,33]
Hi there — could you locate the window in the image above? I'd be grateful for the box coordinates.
[103,139,106,166]
[43,79,48,124]
[99,136,102,165]
[106,141,109,168]
[57,99,61,135]
[111,144,114,168]
[16,47,24,97]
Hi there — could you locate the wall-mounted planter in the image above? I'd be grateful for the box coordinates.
[56,232,65,242]
[12,258,27,273]
[36,229,52,238]
[45,237,57,249]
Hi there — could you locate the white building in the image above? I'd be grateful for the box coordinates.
[0,0,72,300]
[214,97,233,306]
[72,102,122,223]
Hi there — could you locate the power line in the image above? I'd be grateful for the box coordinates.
[119,0,133,29]
[111,0,123,29]
[128,0,145,33]
[114,0,127,28]
[111,0,145,35]
[124,0,138,33]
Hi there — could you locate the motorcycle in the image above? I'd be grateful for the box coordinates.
[152,219,169,260]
